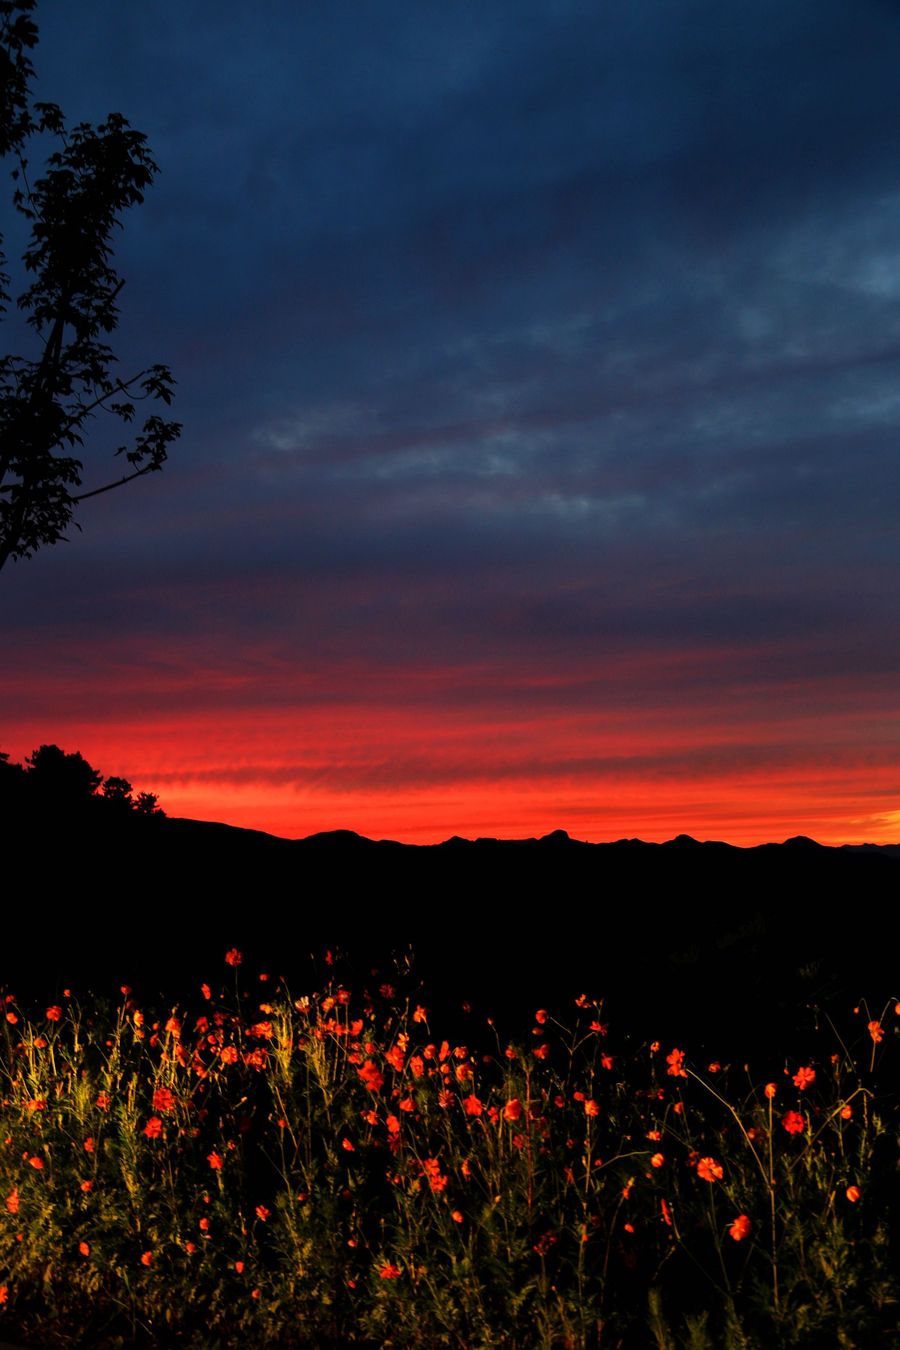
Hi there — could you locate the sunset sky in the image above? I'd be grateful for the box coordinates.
[4,0,900,844]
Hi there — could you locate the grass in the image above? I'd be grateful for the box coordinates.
[1,949,898,1348]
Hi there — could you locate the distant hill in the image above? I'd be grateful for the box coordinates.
[6,805,898,1056]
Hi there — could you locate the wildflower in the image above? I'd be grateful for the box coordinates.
[341,1138,355,1152]
[793,1065,815,1090]
[782,1110,805,1135]
[6,1012,17,1024]
[846,1185,861,1203]
[601,1054,614,1070]
[80,1180,92,1193]
[451,1209,464,1223]
[841,1104,852,1119]
[379,1262,402,1279]
[358,1060,384,1092]
[650,1152,664,1168]
[143,1117,163,1139]
[96,1092,110,1110]
[79,1241,90,1256]
[6,1188,19,1214]
[729,1214,752,1241]
[386,1115,401,1136]
[764,1082,777,1099]
[199,1217,210,1231]
[533,1043,551,1060]
[666,1048,687,1078]
[152,1087,176,1113]
[868,1020,884,1044]
[140,1251,153,1266]
[201,983,212,1000]
[660,1197,672,1227]
[696,1157,723,1182]
[83,1137,95,1153]
[422,1158,448,1193]
[235,1260,245,1273]
[503,1099,523,1122]
[28,1156,44,1170]
[463,1094,483,1117]
[185,1241,196,1254]
[46,1006,62,1022]
[225,948,242,966]
[398,1096,415,1113]
[219,1045,239,1065]
[413,1005,428,1023]
[535,1008,548,1024]
[584,1099,600,1117]
[255,1205,270,1222]
[208,1152,224,1170]
[0,1285,7,1304]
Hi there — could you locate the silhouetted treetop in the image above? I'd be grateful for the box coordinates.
[0,743,164,817]
[0,0,181,572]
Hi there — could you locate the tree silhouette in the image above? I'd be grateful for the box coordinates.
[0,1,181,572]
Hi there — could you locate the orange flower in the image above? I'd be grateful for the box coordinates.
[792,1066,815,1091]
[463,1094,483,1116]
[535,1009,548,1024]
[255,1205,270,1222]
[80,1180,92,1193]
[358,1060,384,1092]
[660,1197,672,1227]
[503,1098,523,1122]
[846,1185,861,1203]
[666,1048,687,1078]
[208,1151,224,1170]
[764,1082,777,1099]
[83,1137,95,1153]
[143,1117,163,1139]
[379,1262,402,1279]
[696,1157,723,1183]
[79,1241,90,1256]
[199,1217,210,1231]
[224,948,242,967]
[729,1214,752,1241]
[341,1138,355,1152]
[235,1260,245,1273]
[868,1020,884,1044]
[533,1043,551,1060]
[152,1087,176,1113]
[96,1092,110,1110]
[6,1188,19,1214]
[0,1285,7,1304]
[412,1005,428,1023]
[782,1110,805,1135]
[650,1153,664,1169]
[451,1209,464,1223]
[46,1006,62,1022]
[385,1115,401,1136]
[841,1104,852,1119]
[584,1099,600,1117]
[140,1251,153,1266]
[28,1156,44,1170]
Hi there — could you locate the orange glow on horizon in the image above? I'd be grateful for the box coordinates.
[5,703,899,848]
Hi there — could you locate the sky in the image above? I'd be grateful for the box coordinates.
[4,0,900,844]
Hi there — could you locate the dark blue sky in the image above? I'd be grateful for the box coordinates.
[5,0,900,842]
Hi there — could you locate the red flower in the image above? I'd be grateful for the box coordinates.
[96,1092,110,1110]
[225,948,242,967]
[650,1152,664,1169]
[764,1082,777,1099]
[868,1020,884,1044]
[143,1117,163,1139]
[792,1066,815,1091]
[152,1088,176,1113]
[255,1205,270,1222]
[28,1156,44,1170]
[140,1251,153,1266]
[584,1099,600,1117]
[379,1262,402,1279]
[696,1157,723,1182]
[463,1094,483,1116]
[358,1060,384,1092]
[79,1241,90,1256]
[208,1152,224,1170]
[503,1098,523,1122]
[729,1214,752,1242]
[80,1180,92,1193]
[6,1188,19,1214]
[782,1110,805,1135]
[666,1048,687,1078]
[846,1184,861,1203]
[46,1006,62,1022]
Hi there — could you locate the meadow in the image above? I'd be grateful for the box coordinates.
[1,948,897,1348]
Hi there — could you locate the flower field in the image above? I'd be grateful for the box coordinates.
[1,951,898,1348]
